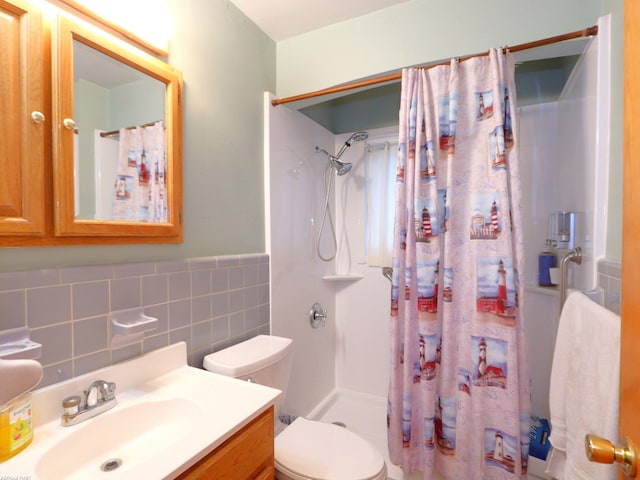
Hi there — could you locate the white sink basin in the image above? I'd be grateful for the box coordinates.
[1,342,282,480]
[36,398,201,479]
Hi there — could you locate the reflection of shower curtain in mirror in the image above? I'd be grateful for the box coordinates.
[387,50,531,479]
[112,122,167,222]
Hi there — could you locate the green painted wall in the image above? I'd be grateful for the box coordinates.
[276,0,604,98]
[603,0,624,262]
[74,78,109,219]
[109,79,165,129]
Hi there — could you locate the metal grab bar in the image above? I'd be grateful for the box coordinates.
[559,246,582,314]
[382,267,393,282]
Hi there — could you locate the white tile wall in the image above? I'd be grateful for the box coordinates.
[265,93,339,417]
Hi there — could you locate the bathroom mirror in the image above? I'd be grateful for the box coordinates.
[52,15,183,240]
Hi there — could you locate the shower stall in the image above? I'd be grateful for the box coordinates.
[264,14,610,480]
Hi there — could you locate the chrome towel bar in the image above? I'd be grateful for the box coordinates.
[559,246,582,314]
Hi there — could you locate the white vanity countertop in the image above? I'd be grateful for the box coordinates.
[1,342,281,479]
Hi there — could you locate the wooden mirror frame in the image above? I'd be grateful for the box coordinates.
[52,15,183,241]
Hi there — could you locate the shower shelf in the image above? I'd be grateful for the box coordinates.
[525,284,559,296]
[322,275,364,282]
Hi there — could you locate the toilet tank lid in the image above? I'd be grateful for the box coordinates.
[203,335,293,377]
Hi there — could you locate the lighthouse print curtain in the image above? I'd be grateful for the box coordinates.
[388,50,531,479]
[112,122,167,222]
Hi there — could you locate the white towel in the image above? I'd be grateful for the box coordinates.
[546,292,620,480]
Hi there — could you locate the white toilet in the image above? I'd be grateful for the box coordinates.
[203,335,387,480]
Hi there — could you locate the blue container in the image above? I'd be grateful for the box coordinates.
[529,417,552,460]
[538,252,556,286]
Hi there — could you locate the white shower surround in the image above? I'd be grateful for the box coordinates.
[264,15,610,480]
[264,94,339,417]
[521,14,610,421]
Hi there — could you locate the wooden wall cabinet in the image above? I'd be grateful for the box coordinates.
[0,0,183,246]
[176,407,275,480]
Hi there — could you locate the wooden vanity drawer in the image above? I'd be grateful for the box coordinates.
[176,406,274,480]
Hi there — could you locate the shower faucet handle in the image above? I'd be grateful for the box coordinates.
[310,302,327,328]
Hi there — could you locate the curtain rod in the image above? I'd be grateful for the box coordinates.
[99,121,163,138]
[271,25,598,107]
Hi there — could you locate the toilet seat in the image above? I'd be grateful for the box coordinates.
[274,417,387,480]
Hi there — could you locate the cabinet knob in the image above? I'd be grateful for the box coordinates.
[31,111,45,124]
[63,118,76,130]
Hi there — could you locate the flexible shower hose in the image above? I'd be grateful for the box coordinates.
[317,162,338,262]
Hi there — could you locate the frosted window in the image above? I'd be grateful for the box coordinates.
[365,140,398,267]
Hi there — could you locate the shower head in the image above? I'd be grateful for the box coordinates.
[315,131,367,176]
[334,131,370,160]
[348,131,369,143]
[315,147,354,176]
[332,159,353,176]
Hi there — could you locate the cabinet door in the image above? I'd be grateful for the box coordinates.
[0,0,46,235]
[176,407,275,480]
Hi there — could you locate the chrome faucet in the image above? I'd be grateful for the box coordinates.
[61,380,117,426]
[86,380,116,406]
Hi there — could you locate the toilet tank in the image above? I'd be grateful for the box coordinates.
[203,335,293,397]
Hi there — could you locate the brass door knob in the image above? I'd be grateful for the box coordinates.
[63,118,76,130]
[585,434,638,477]
[31,111,45,124]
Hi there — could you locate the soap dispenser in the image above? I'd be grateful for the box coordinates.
[0,358,43,462]
[538,240,557,287]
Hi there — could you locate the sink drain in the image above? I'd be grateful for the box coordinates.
[332,421,347,428]
[100,458,123,472]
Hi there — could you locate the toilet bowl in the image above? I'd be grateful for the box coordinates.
[203,335,387,480]
[275,416,387,480]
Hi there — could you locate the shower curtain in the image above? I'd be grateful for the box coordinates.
[387,50,531,479]
[112,122,167,222]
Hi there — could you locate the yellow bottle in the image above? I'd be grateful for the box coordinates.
[0,392,34,462]
[0,357,42,462]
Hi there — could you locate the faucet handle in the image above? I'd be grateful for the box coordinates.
[62,395,82,416]
[85,380,117,406]
[85,385,98,407]
[93,380,116,401]
[103,381,116,400]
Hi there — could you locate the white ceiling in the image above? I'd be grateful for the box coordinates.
[230,0,410,41]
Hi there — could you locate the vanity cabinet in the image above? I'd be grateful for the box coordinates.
[0,0,183,246]
[0,0,46,236]
[176,407,275,480]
